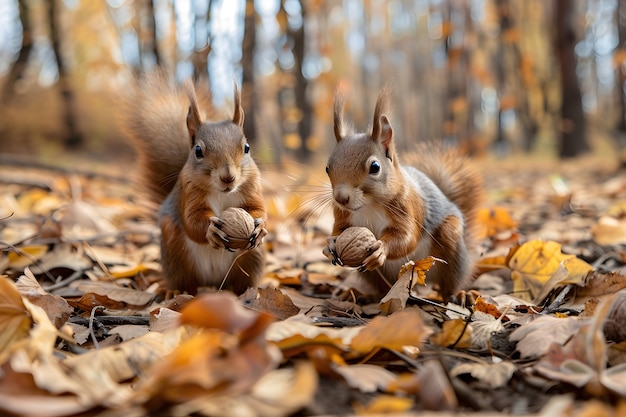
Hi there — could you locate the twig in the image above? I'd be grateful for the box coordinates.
[43,269,84,291]
[89,305,105,349]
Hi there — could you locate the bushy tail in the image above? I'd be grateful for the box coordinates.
[120,71,214,205]
[407,145,483,241]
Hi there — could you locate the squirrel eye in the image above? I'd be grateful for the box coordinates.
[325,166,329,175]
[194,145,204,159]
[369,161,381,175]
[244,143,250,154]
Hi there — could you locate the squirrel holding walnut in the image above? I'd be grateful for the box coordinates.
[122,73,267,295]
[323,88,483,301]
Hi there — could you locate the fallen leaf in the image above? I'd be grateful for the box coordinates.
[0,276,32,356]
[592,216,626,245]
[241,287,300,320]
[431,318,472,349]
[509,315,584,358]
[351,308,432,355]
[451,359,516,388]
[333,364,397,393]
[16,269,72,328]
[6,245,48,270]
[76,282,155,307]
[476,206,518,238]
[353,395,414,415]
[508,240,593,300]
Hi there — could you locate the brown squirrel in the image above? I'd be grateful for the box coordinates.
[323,88,482,301]
[122,72,267,295]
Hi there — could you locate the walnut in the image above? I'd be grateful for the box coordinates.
[335,227,378,267]
[219,207,255,250]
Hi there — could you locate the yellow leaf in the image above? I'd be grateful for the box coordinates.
[7,245,48,269]
[431,318,472,349]
[0,276,32,355]
[353,395,414,414]
[508,240,593,300]
[108,261,161,279]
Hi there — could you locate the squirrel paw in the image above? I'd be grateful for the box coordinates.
[359,240,385,271]
[207,216,233,251]
[247,218,268,249]
[322,236,343,266]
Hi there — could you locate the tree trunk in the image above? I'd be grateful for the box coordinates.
[142,0,161,70]
[191,0,211,81]
[555,0,588,158]
[241,0,257,143]
[616,0,626,158]
[292,1,312,161]
[48,0,82,149]
[2,0,33,104]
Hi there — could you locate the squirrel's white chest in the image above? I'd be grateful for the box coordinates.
[349,204,391,237]
[205,192,244,215]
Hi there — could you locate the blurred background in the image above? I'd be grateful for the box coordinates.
[0,0,624,166]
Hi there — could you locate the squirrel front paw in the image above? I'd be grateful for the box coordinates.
[359,240,386,272]
[248,218,268,249]
[322,236,342,266]
[207,216,232,251]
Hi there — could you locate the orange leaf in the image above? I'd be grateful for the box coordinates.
[351,309,432,355]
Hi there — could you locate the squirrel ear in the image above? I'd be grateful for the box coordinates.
[232,83,245,128]
[378,115,394,151]
[185,80,202,142]
[333,94,345,143]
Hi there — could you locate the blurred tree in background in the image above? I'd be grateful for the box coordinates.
[0,0,624,164]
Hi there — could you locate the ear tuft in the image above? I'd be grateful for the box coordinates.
[233,83,245,128]
[379,115,393,150]
[185,79,202,143]
[333,92,345,143]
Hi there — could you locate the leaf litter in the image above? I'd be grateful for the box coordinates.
[2,159,626,416]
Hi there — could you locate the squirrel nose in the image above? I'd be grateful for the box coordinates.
[334,192,350,206]
[221,175,236,184]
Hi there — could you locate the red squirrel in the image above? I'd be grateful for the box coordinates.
[122,72,266,295]
[323,88,482,300]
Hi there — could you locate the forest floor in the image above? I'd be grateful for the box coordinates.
[1,154,626,416]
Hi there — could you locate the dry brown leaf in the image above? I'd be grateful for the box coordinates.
[592,216,626,245]
[180,292,274,338]
[415,360,458,411]
[28,243,92,275]
[509,315,584,358]
[241,287,300,320]
[109,324,150,341]
[16,269,72,328]
[451,359,516,388]
[0,366,91,417]
[333,364,397,393]
[0,276,32,356]
[138,324,280,404]
[350,308,432,355]
[169,361,317,417]
[76,282,155,307]
[149,307,182,333]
